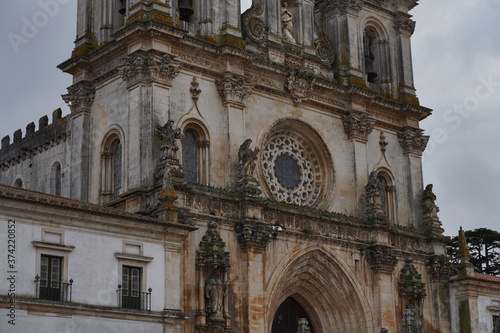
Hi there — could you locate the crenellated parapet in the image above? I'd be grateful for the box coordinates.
[0,109,69,169]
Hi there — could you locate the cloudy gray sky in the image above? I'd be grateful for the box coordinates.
[1,1,499,236]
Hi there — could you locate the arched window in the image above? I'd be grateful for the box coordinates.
[182,130,197,183]
[101,133,123,203]
[363,24,391,88]
[181,122,210,185]
[14,178,23,188]
[377,170,396,223]
[51,162,62,196]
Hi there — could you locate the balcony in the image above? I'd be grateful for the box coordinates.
[117,285,152,311]
[34,275,73,302]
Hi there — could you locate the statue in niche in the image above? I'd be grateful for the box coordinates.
[155,120,182,161]
[421,184,439,219]
[366,171,384,207]
[401,304,419,333]
[281,2,296,43]
[205,275,225,321]
[238,139,259,177]
[364,31,378,83]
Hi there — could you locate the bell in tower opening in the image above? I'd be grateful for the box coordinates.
[178,0,194,22]
[364,31,378,83]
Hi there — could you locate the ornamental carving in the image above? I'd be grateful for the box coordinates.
[190,77,202,101]
[196,222,231,331]
[215,75,253,105]
[287,69,316,105]
[421,184,444,236]
[394,12,416,35]
[241,4,268,44]
[397,127,429,155]
[314,29,336,65]
[119,52,182,86]
[237,139,262,196]
[260,120,334,208]
[317,0,363,14]
[62,81,95,113]
[366,245,397,273]
[343,113,375,142]
[398,258,426,301]
[426,255,450,282]
[235,220,276,251]
[365,171,386,223]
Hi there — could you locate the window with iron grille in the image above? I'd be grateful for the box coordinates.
[493,315,500,333]
[182,130,197,183]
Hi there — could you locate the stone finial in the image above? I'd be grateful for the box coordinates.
[190,77,201,101]
[398,258,426,301]
[398,127,429,156]
[287,68,316,105]
[458,226,470,256]
[343,113,375,142]
[456,227,474,278]
[215,75,253,105]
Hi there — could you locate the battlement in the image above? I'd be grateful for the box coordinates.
[0,108,70,168]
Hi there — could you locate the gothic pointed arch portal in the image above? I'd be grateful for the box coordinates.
[267,248,374,333]
[272,297,314,333]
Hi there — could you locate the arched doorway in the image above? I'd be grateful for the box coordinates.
[272,297,314,333]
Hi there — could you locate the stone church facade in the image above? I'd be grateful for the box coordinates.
[0,0,453,332]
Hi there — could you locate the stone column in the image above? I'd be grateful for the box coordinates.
[366,245,398,332]
[235,216,275,333]
[215,75,253,189]
[62,81,94,202]
[119,51,182,207]
[394,12,418,104]
[397,127,429,227]
[342,112,375,216]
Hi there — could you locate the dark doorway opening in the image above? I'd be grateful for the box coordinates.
[272,297,314,333]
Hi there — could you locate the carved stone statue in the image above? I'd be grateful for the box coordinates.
[155,120,182,161]
[421,184,439,218]
[281,3,295,43]
[297,318,311,333]
[401,305,418,333]
[205,275,225,322]
[363,31,377,82]
[238,139,259,177]
[365,171,386,222]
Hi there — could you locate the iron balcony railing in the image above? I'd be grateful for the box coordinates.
[117,285,152,311]
[34,275,73,302]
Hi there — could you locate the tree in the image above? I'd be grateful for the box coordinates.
[447,228,500,276]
